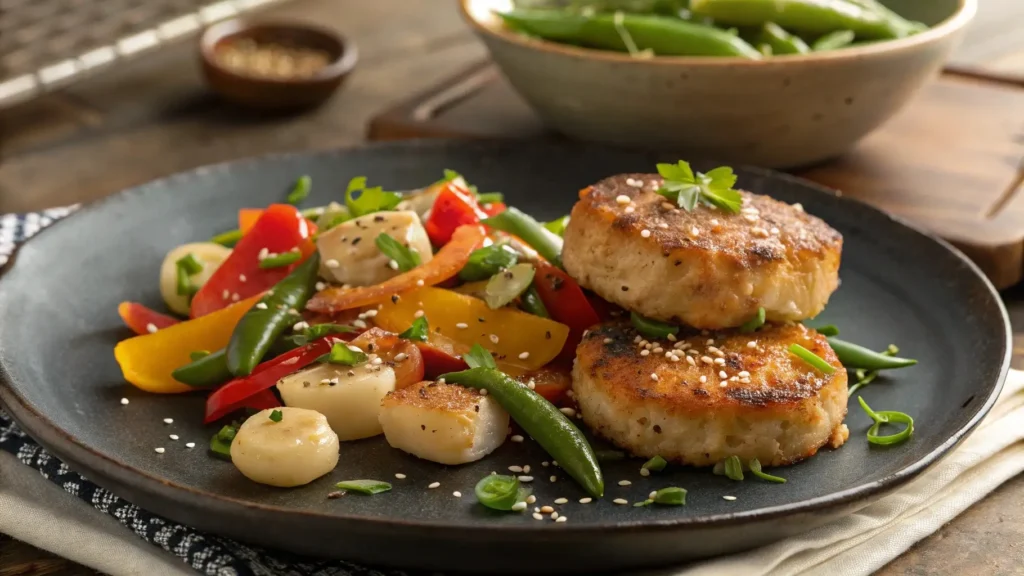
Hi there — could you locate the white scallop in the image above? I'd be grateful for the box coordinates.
[277,362,396,441]
[230,407,339,488]
[315,210,432,287]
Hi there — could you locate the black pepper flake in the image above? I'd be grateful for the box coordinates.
[421,424,426,431]
[545,331,552,340]
[474,405,480,412]
[368,343,376,352]
[653,424,662,434]
[391,295,400,304]
[374,215,386,222]
[303,381,311,388]
[327,491,346,499]
[352,237,362,245]
[419,387,428,399]
[478,317,486,323]
[550,276,565,291]
[674,260,682,266]
[329,380,337,386]
[621,286,629,292]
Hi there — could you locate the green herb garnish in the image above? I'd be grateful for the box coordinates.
[847,344,900,397]
[464,343,497,370]
[652,487,687,506]
[631,312,679,340]
[335,479,392,495]
[318,342,368,366]
[475,474,529,511]
[789,343,836,375]
[858,397,914,445]
[739,307,766,333]
[476,192,505,204]
[269,409,283,422]
[286,175,311,205]
[459,243,518,282]
[175,253,204,296]
[258,251,302,269]
[655,160,742,213]
[748,458,786,483]
[210,229,243,248]
[345,176,402,218]
[289,324,355,348]
[398,316,429,342]
[209,424,238,459]
[594,449,627,462]
[813,324,840,337]
[543,215,570,237]
[723,455,744,481]
[634,499,653,507]
[642,455,668,473]
[375,233,421,272]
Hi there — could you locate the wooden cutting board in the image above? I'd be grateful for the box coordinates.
[368,62,1024,289]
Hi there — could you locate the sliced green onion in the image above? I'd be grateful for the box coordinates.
[813,324,839,337]
[398,316,429,342]
[268,409,283,422]
[459,243,518,282]
[739,307,766,333]
[177,253,203,275]
[652,487,687,506]
[723,455,744,481]
[789,344,836,375]
[594,449,626,462]
[175,254,203,296]
[209,424,237,459]
[258,251,302,269]
[175,263,194,297]
[519,284,549,318]
[335,479,392,495]
[748,458,786,483]
[295,324,354,346]
[474,474,528,511]
[376,233,422,272]
[483,207,563,267]
[345,176,402,217]
[210,229,243,247]
[858,397,914,445]
[464,343,497,370]
[484,263,535,309]
[543,215,570,237]
[476,192,504,204]
[301,206,327,219]
[190,350,211,362]
[634,499,654,507]
[631,312,679,340]
[642,455,668,472]
[286,175,312,205]
[436,168,464,185]
[318,342,367,366]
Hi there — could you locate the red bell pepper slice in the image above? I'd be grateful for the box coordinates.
[117,302,180,335]
[531,262,601,363]
[480,202,507,217]
[239,208,317,238]
[205,335,345,423]
[191,204,316,318]
[414,334,469,380]
[424,181,488,246]
[349,328,425,389]
[517,368,572,405]
[240,388,281,411]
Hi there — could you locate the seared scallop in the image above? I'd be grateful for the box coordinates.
[379,381,509,465]
[572,322,848,467]
[277,361,396,441]
[230,407,339,487]
[562,174,842,329]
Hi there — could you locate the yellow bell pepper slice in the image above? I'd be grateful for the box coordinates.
[374,287,569,372]
[114,294,261,394]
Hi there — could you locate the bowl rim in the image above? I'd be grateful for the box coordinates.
[458,0,977,66]
[199,18,359,85]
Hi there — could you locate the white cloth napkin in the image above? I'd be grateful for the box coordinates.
[3,370,1021,576]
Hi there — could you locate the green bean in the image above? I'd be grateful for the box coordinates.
[483,206,565,267]
[759,22,810,54]
[689,0,910,39]
[844,0,927,36]
[827,337,917,370]
[443,367,604,498]
[172,348,231,388]
[210,229,243,248]
[812,29,856,51]
[631,312,679,339]
[498,9,763,58]
[227,253,320,376]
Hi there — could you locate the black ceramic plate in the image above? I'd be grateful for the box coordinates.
[0,141,1009,574]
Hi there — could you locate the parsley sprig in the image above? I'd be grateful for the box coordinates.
[655,160,742,213]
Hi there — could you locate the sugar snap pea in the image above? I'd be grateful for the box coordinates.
[498,9,762,58]
[689,0,910,40]
[483,206,565,267]
[827,337,917,370]
[812,29,856,51]
[759,22,810,54]
[443,367,604,498]
[172,349,231,388]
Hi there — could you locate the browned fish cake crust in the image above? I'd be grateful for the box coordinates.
[562,174,842,329]
[572,322,848,467]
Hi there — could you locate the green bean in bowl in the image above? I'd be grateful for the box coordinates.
[459,0,975,167]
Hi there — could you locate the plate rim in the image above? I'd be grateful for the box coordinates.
[0,139,1011,535]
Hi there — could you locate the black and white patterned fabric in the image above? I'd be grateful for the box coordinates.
[0,209,409,576]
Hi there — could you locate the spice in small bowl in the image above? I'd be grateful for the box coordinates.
[200,19,358,110]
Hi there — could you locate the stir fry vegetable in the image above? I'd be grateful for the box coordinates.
[117,302,179,336]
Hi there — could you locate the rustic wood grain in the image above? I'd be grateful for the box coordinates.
[0,0,1022,574]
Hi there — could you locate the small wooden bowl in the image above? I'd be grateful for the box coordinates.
[199,19,357,110]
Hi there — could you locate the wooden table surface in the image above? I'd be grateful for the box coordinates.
[1,0,1023,574]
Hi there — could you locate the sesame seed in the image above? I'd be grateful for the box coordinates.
[293,321,309,332]
[640,468,651,477]
[488,334,500,344]
[371,357,383,366]
[363,309,379,318]
[738,370,750,377]
[720,381,729,387]
[770,227,780,235]
[509,465,524,473]
[714,357,726,366]
[316,282,326,291]
[793,203,804,212]
[455,322,469,329]
[710,219,720,227]
[519,476,534,482]
[480,388,488,396]
[518,352,531,360]
[185,442,195,449]
[154,447,165,454]
[540,505,554,513]
[221,289,230,300]
[163,418,173,425]
[652,347,663,354]
[510,435,524,443]
[453,491,462,498]
[723,495,737,501]
[752,227,769,238]
[428,482,440,489]
[650,373,659,381]
[640,349,650,357]
[700,375,707,383]
[743,214,759,223]
[551,497,568,505]
[690,226,700,237]
[579,497,592,504]
[550,476,557,482]
[394,352,409,362]
[169,434,179,441]
[701,356,714,364]
[634,335,643,343]
[613,498,628,505]
[649,491,658,499]
[625,206,635,214]
[541,461,549,467]
[640,229,652,238]
[255,302,268,310]
[353,319,368,329]
[385,260,398,270]
[414,310,425,318]
[747,340,757,349]
[618,480,632,486]
[559,407,576,417]
[395,473,407,479]
[527,380,536,390]
[686,356,696,366]
[551,511,559,520]
[325,259,340,268]
[527,495,537,504]
[258,247,270,260]
[533,513,544,520]
[512,502,528,511]
[719,370,728,379]
[120,398,129,405]
[616,194,631,205]
[524,465,531,473]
